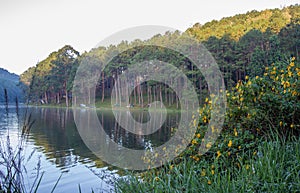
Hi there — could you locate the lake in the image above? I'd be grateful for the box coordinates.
[0,105,181,192]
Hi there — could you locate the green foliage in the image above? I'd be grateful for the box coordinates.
[116,137,300,193]
[186,5,299,41]
[185,58,299,165]
[20,45,79,105]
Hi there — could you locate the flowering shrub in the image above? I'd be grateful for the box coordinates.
[187,57,299,163]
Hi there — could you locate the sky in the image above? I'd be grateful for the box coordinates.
[0,0,299,75]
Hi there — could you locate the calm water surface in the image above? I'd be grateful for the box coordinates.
[0,105,180,192]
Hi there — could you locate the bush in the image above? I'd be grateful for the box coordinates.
[186,57,300,164]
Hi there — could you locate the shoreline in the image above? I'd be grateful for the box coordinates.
[27,104,185,113]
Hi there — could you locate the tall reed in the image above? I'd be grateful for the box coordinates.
[0,89,41,192]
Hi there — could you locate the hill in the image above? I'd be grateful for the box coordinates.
[186,4,300,41]
[0,68,25,103]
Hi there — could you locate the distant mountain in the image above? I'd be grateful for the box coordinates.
[0,68,24,103]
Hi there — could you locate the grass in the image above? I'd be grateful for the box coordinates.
[116,136,300,193]
[0,90,61,193]
[0,99,40,192]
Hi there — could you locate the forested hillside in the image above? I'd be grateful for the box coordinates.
[187,4,300,40]
[20,4,300,107]
[0,68,24,103]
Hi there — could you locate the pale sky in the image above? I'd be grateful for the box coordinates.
[0,0,299,75]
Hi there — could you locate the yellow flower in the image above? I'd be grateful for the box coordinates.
[211,170,215,175]
[192,139,197,145]
[234,128,238,136]
[206,142,212,149]
[207,180,212,185]
[290,62,295,67]
[280,121,283,127]
[245,164,250,170]
[245,75,249,80]
[255,76,259,79]
[203,116,207,123]
[201,170,206,176]
[196,133,201,138]
[283,81,290,88]
[292,91,297,96]
[216,151,221,158]
[239,97,244,102]
[228,140,232,148]
[290,124,294,128]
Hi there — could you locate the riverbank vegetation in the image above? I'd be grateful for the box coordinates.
[116,58,300,193]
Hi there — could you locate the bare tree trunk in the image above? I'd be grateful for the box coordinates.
[165,87,168,106]
[149,86,152,104]
[159,85,163,108]
[88,88,91,105]
[74,96,77,106]
[134,79,137,105]
[153,86,157,108]
[114,77,118,105]
[65,89,69,107]
[118,77,122,106]
[140,84,144,107]
[102,71,105,102]
[44,92,48,104]
[147,85,150,105]
[137,79,141,106]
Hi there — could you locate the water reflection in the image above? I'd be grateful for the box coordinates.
[29,107,103,171]
[29,107,180,170]
[98,110,180,149]
[0,106,181,191]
